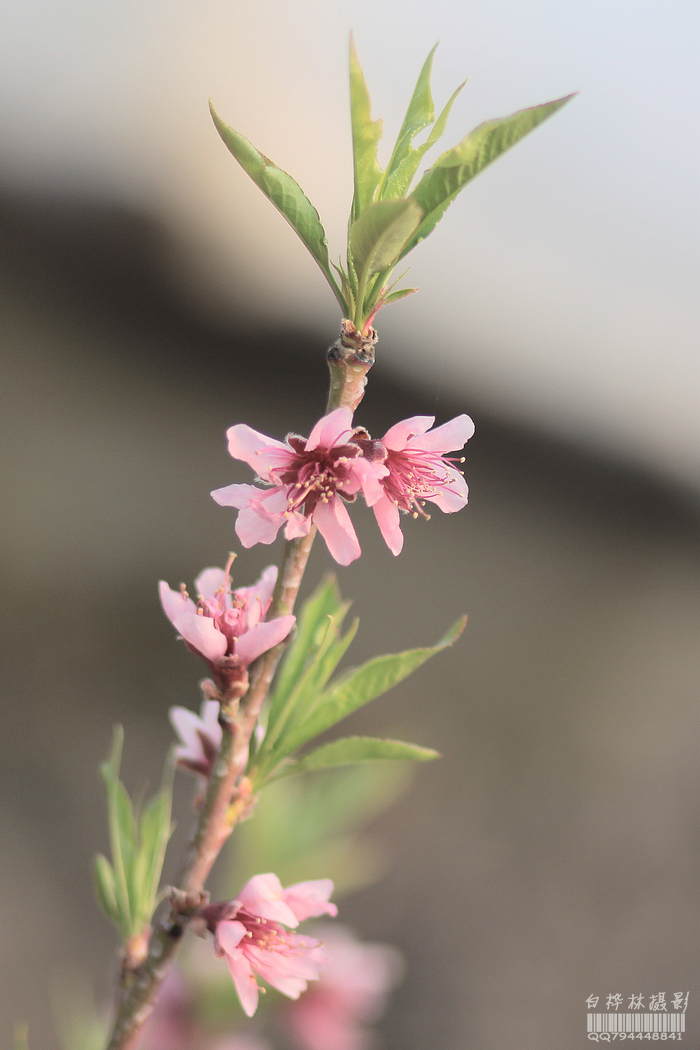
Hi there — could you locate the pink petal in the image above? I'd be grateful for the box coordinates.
[381,416,434,452]
[235,566,278,625]
[226,424,289,481]
[426,468,469,513]
[284,511,313,540]
[235,615,295,665]
[224,945,259,1017]
[217,919,247,954]
[238,874,300,927]
[305,408,354,452]
[282,879,337,922]
[173,612,228,661]
[194,567,226,599]
[372,496,404,556]
[407,413,475,452]
[312,498,361,566]
[351,458,389,507]
[159,581,196,627]
[211,482,260,509]
[200,699,223,743]
[169,706,205,755]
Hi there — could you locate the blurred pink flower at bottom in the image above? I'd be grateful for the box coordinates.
[281,925,404,1050]
[207,1037,272,1050]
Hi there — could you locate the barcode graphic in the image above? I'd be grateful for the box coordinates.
[587,1014,685,1034]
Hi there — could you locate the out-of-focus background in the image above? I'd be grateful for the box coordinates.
[0,0,698,1047]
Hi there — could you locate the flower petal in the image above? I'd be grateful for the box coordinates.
[282,879,337,922]
[235,615,295,666]
[305,408,354,452]
[195,567,226,599]
[238,873,300,927]
[372,496,404,556]
[426,467,469,513]
[313,498,361,566]
[235,566,278,625]
[159,581,196,627]
[352,457,389,507]
[224,945,260,1017]
[211,482,260,509]
[217,919,247,954]
[226,424,289,481]
[381,416,434,452]
[408,413,475,452]
[173,612,228,661]
[169,705,205,754]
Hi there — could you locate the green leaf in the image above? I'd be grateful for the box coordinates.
[93,854,118,922]
[255,614,359,780]
[267,575,343,720]
[278,616,466,757]
[379,44,437,198]
[381,286,418,307]
[99,727,132,933]
[349,37,384,222]
[349,199,423,287]
[383,78,467,200]
[401,94,576,258]
[279,735,440,775]
[210,104,346,311]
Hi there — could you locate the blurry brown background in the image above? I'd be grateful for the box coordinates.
[0,1,699,1047]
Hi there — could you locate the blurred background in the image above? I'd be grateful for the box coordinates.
[0,0,698,1047]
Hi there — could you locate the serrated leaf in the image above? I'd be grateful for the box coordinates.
[400,94,576,258]
[93,854,118,922]
[279,736,440,776]
[379,44,437,199]
[382,287,418,306]
[383,77,467,200]
[278,616,466,757]
[255,614,359,780]
[210,104,345,311]
[349,199,423,288]
[349,37,384,222]
[267,576,343,719]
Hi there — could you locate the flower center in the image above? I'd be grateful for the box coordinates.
[382,449,460,518]
[236,909,293,954]
[276,439,361,516]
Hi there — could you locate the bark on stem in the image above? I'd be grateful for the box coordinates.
[104,319,374,1050]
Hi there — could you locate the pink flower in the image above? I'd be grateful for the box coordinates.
[199,874,338,1017]
[159,559,295,700]
[210,408,387,566]
[169,699,222,778]
[140,968,196,1050]
[282,926,403,1050]
[356,414,475,555]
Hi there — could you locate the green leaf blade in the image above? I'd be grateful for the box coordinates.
[383,77,467,200]
[93,854,118,924]
[281,736,440,776]
[267,576,344,725]
[401,93,576,258]
[349,37,384,221]
[210,104,346,311]
[349,198,423,285]
[280,616,466,756]
[379,44,437,199]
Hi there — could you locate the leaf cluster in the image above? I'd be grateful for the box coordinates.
[210,41,574,332]
[248,575,465,788]
[93,727,174,947]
